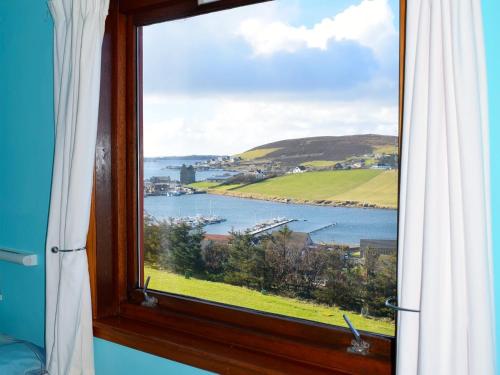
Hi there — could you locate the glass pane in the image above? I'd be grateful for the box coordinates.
[141,0,400,336]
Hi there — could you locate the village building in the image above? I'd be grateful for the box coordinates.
[292,165,307,174]
[180,164,196,184]
[359,239,397,257]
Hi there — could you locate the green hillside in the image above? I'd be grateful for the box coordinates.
[204,170,397,208]
[330,170,398,207]
[145,267,395,336]
[235,169,380,199]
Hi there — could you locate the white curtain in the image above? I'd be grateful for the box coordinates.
[397,0,495,374]
[45,0,108,374]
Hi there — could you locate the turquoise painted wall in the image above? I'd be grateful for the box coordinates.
[0,0,53,347]
[483,0,500,369]
[94,338,211,374]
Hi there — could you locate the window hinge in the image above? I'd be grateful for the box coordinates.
[141,276,158,308]
[343,314,370,355]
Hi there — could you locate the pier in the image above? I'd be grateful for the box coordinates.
[309,222,337,234]
[249,218,297,235]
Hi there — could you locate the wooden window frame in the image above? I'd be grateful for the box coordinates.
[88,0,407,373]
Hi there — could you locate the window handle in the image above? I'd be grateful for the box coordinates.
[141,276,158,308]
[385,297,420,313]
[343,314,370,355]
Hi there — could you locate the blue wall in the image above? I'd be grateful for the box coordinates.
[94,339,210,374]
[0,0,498,373]
[483,0,500,369]
[0,0,53,347]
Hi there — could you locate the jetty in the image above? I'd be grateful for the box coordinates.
[170,215,226,227]
[248,218,297,235]
[309,223,337,234]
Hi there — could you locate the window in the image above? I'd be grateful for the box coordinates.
[90,0,406,373]
[141,0,399,337]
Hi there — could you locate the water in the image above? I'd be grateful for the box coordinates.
[144,159,397,246]
[144,158,238,182]
[144,194,397,246]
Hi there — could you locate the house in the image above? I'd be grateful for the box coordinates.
[370,163,392,170]
[359,239,397,257]
[292,165,307,174]
[263,231,314,250]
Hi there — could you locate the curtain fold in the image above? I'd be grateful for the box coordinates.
[45,0,108,374]
[397,0,495,374]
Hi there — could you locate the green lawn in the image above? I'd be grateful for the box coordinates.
[145,267,395,336]
[330,170,398,208]
[232,170,384,202]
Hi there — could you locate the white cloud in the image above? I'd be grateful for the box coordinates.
[143,94,397,157]
[238,0,396,57]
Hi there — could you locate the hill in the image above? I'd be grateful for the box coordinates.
[238,134,398,166]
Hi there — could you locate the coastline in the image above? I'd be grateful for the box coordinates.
[204,188,397,210]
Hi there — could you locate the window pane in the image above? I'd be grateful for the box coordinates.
[141,0,399,336]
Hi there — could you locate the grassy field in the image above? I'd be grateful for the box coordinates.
[145,267,395,336]
[188,181,220,190]
[300,160,340,168]
[189,182,242,191]
[189,170,398,208]
[237,147,281,160]
[234,170,383,201]
[331,170,398,208]
[224,169,398,208]
[374,145,398,154]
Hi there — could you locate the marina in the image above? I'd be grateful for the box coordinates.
[168,214,226,227]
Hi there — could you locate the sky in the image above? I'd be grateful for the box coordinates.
[143,0,400,157]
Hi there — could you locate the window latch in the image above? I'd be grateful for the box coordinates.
[343,314,370,355]
[141,276,158,308]
[385,297,420,313]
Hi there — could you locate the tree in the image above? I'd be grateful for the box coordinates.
[364,253,397,318]
[167,223,204,277]
[294,247,329,298]
[315,249,365,312]
[224,231,265,290]
[264,230,290,291]
[201,240,229,281]
[143,214,170,268]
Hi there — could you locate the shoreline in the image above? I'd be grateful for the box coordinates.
[204,188,397,210]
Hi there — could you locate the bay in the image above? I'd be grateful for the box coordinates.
[144,159,397,246]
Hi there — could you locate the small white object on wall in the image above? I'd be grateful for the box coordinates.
[0,248,38,266]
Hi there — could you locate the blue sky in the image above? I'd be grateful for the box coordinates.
[143,0,399,157]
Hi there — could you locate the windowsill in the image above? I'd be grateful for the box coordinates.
[93,301,394,375]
